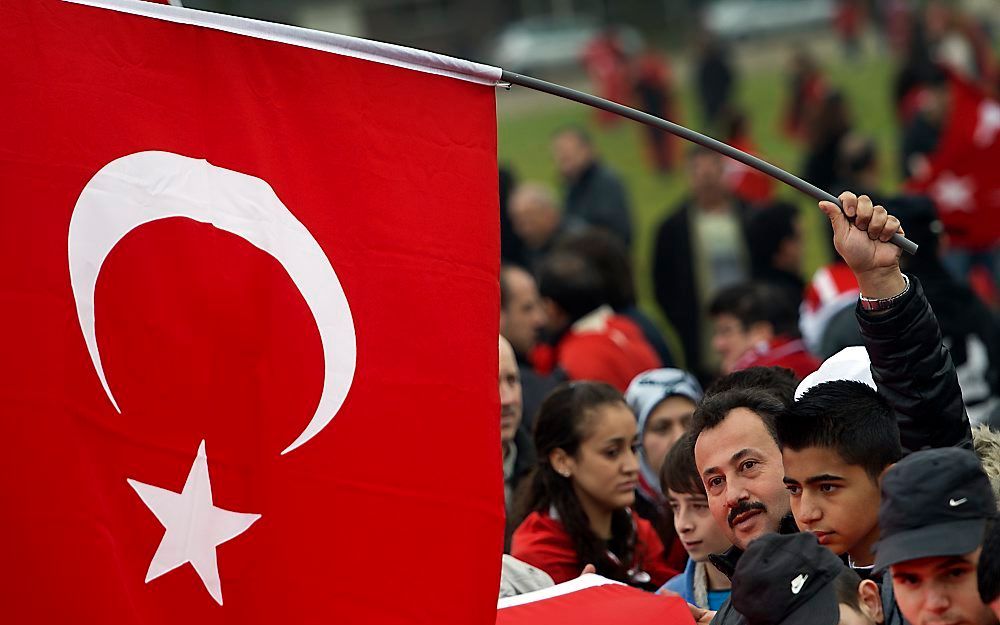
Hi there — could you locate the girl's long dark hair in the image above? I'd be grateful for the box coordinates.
[517,382,638,583]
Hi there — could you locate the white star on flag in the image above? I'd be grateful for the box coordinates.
[974,100,1000,148]
[930,172,975,212]
[128,440,261,605]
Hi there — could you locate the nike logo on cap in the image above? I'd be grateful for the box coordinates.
[791,573,808,594]
[949,497,968,507]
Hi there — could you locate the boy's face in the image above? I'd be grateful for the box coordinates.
[667,488,732,562]
[781,446,882,565]
[891,549,998,625]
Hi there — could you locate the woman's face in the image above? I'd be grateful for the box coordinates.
[642,396,696,477]
[568,403,641,513]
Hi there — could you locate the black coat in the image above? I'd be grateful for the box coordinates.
[564,162,633,247]
[857,275,973,453]
[652,200,749,381]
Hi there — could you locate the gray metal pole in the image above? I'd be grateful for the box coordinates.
[499,70,919,255]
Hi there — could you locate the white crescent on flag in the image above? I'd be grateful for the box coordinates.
[68,150,357,455]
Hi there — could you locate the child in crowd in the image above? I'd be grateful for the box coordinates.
[981,515,1000,620]
[658,435,732,610]
[510,382,676,589]
[778,379,902,571]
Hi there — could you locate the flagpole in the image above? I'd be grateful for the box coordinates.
[499,70,919,255]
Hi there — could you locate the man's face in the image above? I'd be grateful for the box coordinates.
[551,132,592,181]
[500,267,546,357]
[891,549,998,625]
[498,338,523,446]
[782,446,882,566]
[688,152,725,198]
[694,407,790,550]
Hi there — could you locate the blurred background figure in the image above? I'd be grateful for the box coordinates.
[783,49,828,143]
[834,132,882,199]
[746,201,806,309]
[721,109,775,205]
[508,182,579,271]
[582,26,632,127]
[694,32,735,130]
[536,251,660,391]
[500,264,562,433]
[551,126,633,247]
[634,46,679,173]
[555,228,675,366]
[709,281,819,380]
[834,0,865,60]
[499,335,536,549]
[653,146,749,382]
[802,90,854,195]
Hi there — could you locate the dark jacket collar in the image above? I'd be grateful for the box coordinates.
[708,513,799,581]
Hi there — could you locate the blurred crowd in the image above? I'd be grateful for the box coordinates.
[495,1,1000,623]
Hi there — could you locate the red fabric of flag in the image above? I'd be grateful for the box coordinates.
[497,577,695,625]
[906,75,1000,251]
[0,2,501,624]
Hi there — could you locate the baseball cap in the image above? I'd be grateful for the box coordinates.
[873,447,996,573]
[731,532,846,625]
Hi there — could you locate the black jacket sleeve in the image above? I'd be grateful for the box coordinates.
[856,275,973,453]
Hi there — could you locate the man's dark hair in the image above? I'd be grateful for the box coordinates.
[536,252,607,322]
[499,263,523,310]
[709,282,800,338]
[690,388,785,446]
[704,366,798,408]
[747,202,799,275]
[834,566,863,611]
[554,228,636,309]
[980,514,1000,604]
[661,434,704,497]
[779,381,902,481]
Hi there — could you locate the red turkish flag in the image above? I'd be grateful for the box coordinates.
[906,75,1000,251]
[497,576,695,625]
[1,1,502,624]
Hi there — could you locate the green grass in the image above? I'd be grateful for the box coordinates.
[497,52,900,358]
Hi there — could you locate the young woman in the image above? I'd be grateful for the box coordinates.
[510,382,677,589]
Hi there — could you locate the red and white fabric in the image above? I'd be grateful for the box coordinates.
[1,1,502,623]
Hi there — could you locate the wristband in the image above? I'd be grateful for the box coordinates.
[859,273,910,312]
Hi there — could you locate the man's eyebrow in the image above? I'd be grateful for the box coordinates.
[934,556,974,570]
[805,474,845,485]
[732,448,763,463]
[783,477,801,485]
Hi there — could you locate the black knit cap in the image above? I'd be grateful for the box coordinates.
[874,447,996,573]
[732,532,846,625]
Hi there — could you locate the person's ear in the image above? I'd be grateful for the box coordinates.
[549,448,574,479]
[858,579,884,624]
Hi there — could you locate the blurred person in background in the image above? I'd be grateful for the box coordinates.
[500,264,563,432]
[556,228,675,367]
[499,336,536,549]
[783,48,828,143]
[694,33,735,130]
[709,282,819,380]
[511,382,676,588]
[835,132,882,200]
[746,201,806,309]
[653,146,750,382]
[508,182,580,271]
[721,109,775,205]
[582,26,631,128]
[499,166,526,267]
[802,90,855,196]
[834,0,866,60]
[634,47,679,174]
[536,251,660,392]
[625,368,704,570]
[551,126,633,247]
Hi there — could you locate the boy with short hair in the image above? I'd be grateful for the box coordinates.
[778,379,902,570]
[980,515,1000,621]
[658,435,733,610]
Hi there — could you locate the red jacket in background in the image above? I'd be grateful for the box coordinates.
[732,336,820,381]
[556,306,662,392]
[510,510,676,587]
